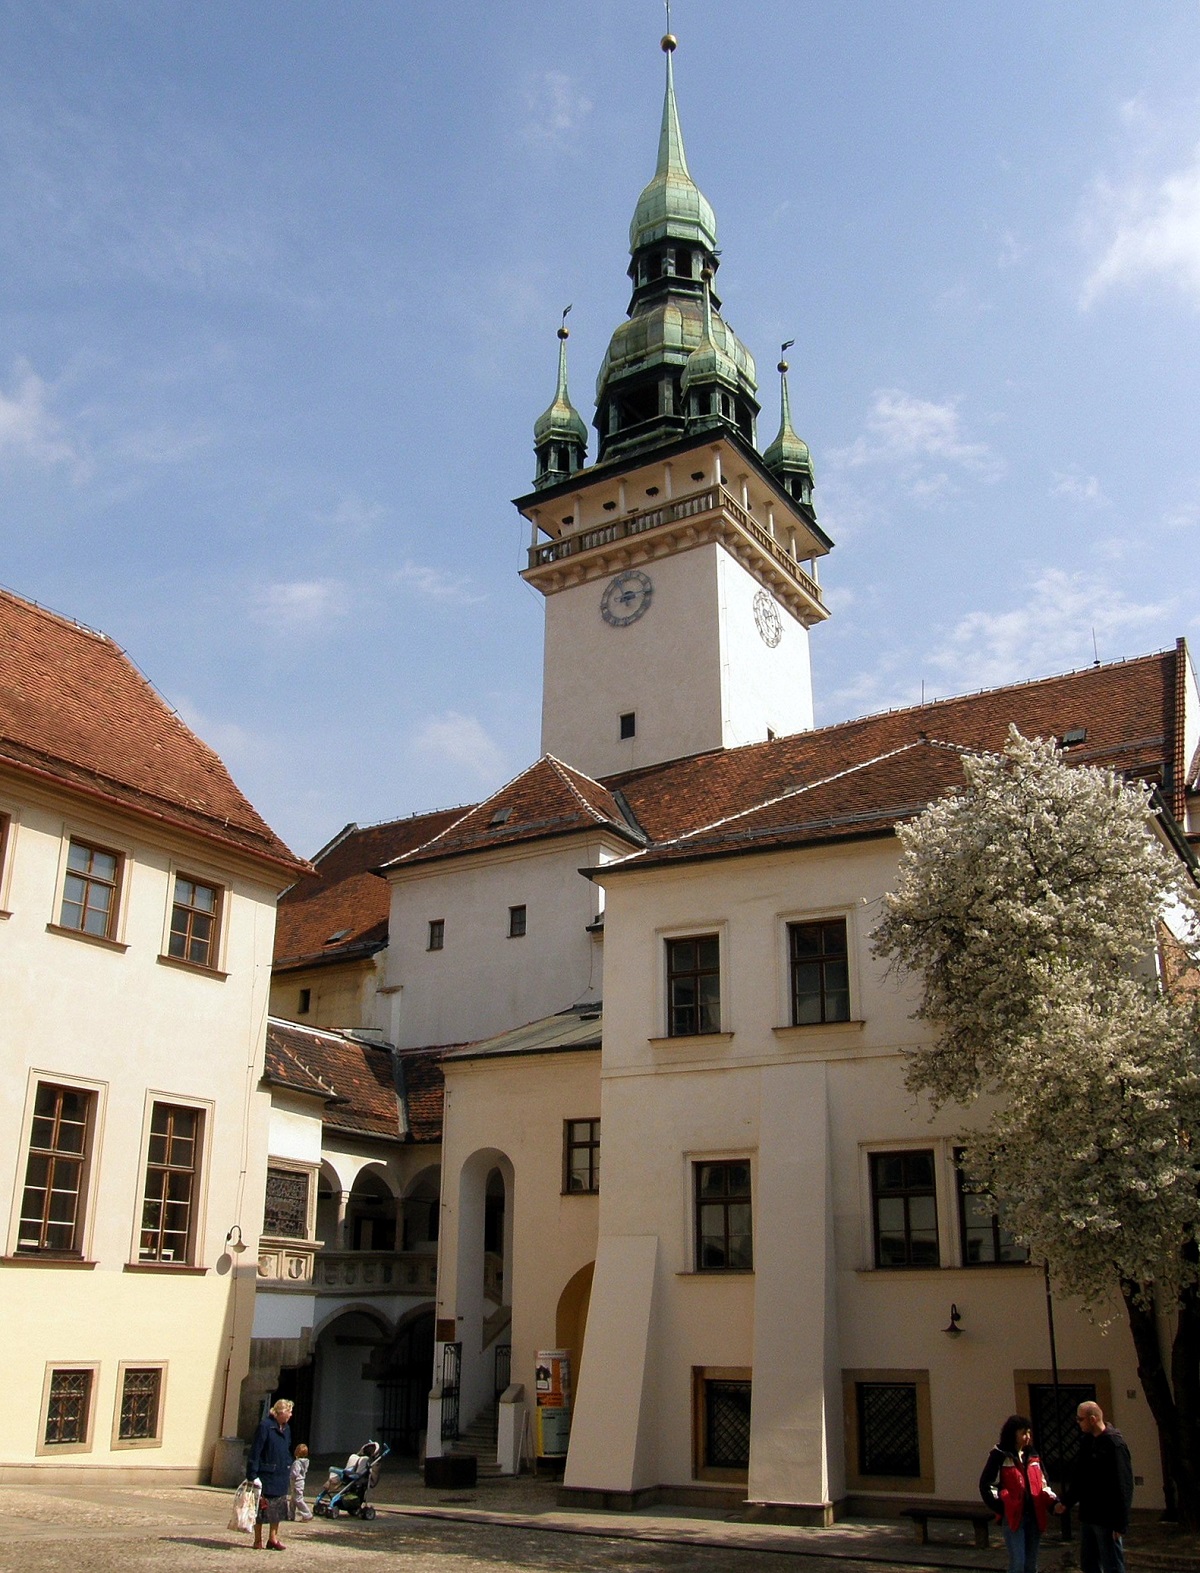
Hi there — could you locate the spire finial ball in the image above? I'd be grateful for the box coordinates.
[778,360,789,374]
[661,33,677,52]
[557,326,570,340]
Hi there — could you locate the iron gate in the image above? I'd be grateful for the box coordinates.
[440,1341,461,1441]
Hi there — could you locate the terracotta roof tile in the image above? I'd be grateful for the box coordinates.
[264,1020,403,1140]
[386,756,641,870]
[274,809,464,968]
[263,1020,454,1143]
[604,650,1180,870]
[0,587,300,872]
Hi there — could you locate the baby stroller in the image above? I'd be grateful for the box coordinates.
[312,1439,389,1520]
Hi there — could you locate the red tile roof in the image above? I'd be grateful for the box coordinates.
[604,649,1183,871]
[263,1019,454,1143]
[274,809,464,969]
[384,756,642,871]
[0,587,300,873]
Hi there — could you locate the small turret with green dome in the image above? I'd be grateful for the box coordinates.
[533,311,588,490]
[763,347,816,513]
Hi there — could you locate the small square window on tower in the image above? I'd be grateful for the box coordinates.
[619,711,636,740]
[508,904,527,938]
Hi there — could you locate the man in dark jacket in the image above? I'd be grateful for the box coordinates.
[246,1398,294,1551]
[1054,1401,1134,1573]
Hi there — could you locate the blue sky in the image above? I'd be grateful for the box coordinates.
[2,1,1200,857]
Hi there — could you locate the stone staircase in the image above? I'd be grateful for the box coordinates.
[443,1401,501,1477]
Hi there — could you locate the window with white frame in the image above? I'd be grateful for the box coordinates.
[788,917,850,1024]
[694,1159,752,1271]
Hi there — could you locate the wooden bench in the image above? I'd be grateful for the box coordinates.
[900,1506,994,1548]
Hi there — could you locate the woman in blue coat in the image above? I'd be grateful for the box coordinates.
[247,1398,294,1551]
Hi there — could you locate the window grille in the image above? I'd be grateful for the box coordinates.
[857,1382,920,1477]
[44,1369,92,1445]
[118,1368,162,1441]
[703,1379,751,1469]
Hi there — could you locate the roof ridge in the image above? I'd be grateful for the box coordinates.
[0,583,110,644]
[606,740,930,866]
[545,754,619,827]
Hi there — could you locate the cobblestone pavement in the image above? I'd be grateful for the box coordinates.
[0,1480,969,1573]
[2,1475,1197,1573]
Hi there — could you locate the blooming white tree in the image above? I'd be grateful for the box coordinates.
[874,728,1200,1523]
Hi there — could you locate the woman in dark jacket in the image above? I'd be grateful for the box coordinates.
[247,1398,294,1551]
[980,1413,1057,1573]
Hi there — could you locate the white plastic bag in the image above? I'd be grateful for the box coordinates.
[228,1479,261,1534]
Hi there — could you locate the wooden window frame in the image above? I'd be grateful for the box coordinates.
[693,1158,753,1272]
[842,1368,934,1494]
[788,917,851,1025]
[954,1150,1030,1266]
[508,904,527,939]
[869,1149,941,1269]
[692,1366,752,1483]
[57,837,124,941]
[666,933,721,1037]
[112,1361,168,1450]
[16,1081,98,1258]
[164,872,223,971]
[427,919,445,952]
[37,1362,99,1456]
[137,1101,205,1266]
[563,1118,600,1195]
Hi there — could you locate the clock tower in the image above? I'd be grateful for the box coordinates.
[513,33,832,781]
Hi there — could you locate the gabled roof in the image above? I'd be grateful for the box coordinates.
[274,808,464,970]
[263,1019,454,1143]
[0,587,300,872]
[599,647,1184,872]
[383,755,643,871]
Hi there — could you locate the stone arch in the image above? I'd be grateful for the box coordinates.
[401,1163,441,1253]
[451,1148,515,1433]
[309,1304,393,1455]
[555,1260,595,1399]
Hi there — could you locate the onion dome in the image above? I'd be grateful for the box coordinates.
[629,34,718,255]
[533,315,588,490]
[680,269,742,430]
[763,350,815,509]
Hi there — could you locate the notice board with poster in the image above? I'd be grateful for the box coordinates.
[534,1348,571,1457]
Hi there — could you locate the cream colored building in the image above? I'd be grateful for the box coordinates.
[257,33,1200,1521]
[0,588,300,1482]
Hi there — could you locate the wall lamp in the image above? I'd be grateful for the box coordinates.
[942,1303,964,1337]
[225,1224,246,1254]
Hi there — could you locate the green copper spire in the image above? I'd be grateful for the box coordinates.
[533,310,588,489]
[763,345,815,508]
[629,34,717,254]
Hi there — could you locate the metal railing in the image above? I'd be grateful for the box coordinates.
[527,484,823,607]
[440,1342,462,1441]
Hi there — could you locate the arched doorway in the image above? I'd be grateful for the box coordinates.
[376,1309,436,1457]
[310,1308,390,1455]
[556,1261,594,1401]
[347,1167,398,1252]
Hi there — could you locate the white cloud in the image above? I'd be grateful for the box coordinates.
[1081,143,1200,307]
[109,423,213,466]
[1163,500,1200,530]
[928,568,1168,691]
[521,72,593,148]
[393,561,485,604]
[317,495,387,535]
[830,389,1003,501]
[409,711,506,783]
[1051,470,1109,507]
[0,358,76,467]
[252,579,350,631]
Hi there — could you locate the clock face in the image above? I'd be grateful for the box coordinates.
[600,570,654,627]
[753,589,783,648]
